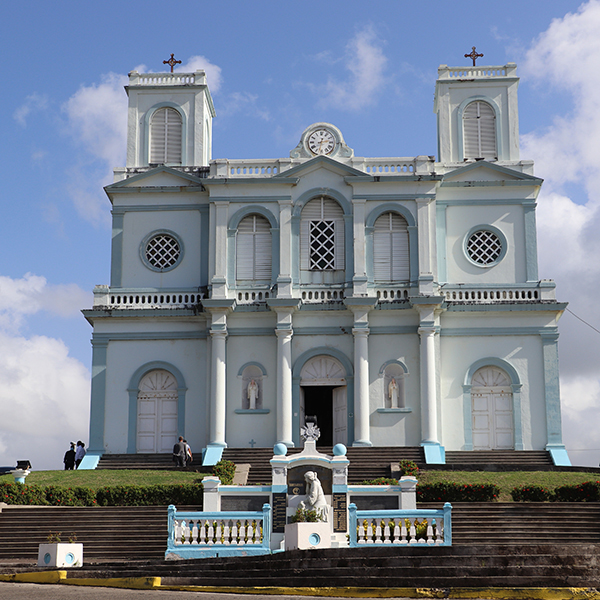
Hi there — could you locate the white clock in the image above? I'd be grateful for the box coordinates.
[307,128,336,155]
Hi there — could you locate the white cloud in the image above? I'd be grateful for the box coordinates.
[218,91,271,122]
[175,55,223,93]
[13,93,49,127]
[314,24,388,111]
[0,275,91,470]
[521,0,600,466]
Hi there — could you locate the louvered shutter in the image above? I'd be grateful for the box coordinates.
[150,108,182,164]
[253,216,272,280]
[463,101,496,160]
[374,212,409,281]
[236,215,271,281]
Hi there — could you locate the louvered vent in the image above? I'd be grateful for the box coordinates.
[463,101,496,160]
[150,108,182,164]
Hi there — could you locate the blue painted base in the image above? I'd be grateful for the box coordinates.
[422,442,446,464]
[165,547,270,560]
[78,452,102,470]
[547,445,571,467]
[202,445,225,466]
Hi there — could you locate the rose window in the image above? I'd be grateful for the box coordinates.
[466,230,503,265]
[145,234,181,270]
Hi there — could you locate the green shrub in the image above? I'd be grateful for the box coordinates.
[553,480,600,502]
[0,482,48,505]
[291,506,323,523]
[95,483,203,506]
[213,460,236,485]
[398,460,419,477]
[417,482,499,502]
[511,485,552,502]
[359,477,399,485]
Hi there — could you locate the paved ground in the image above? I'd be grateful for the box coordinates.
[0,583,423,600]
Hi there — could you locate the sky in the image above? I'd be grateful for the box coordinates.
[1,0,599,471]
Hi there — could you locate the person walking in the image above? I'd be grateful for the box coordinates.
[172,436,186,468]
[74,441,86,469]
[63,442,76,470]
[183,439,193,465]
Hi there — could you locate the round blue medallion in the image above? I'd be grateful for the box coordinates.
[44,552,51,565]
[65,552,75,565]
[308,533,321,546]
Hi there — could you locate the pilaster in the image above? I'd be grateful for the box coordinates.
[277,199,293,298]
[211,201,229,299]
[416,198,436,295]
[352,198,368,296]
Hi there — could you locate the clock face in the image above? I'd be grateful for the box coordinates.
[308,129,336,155]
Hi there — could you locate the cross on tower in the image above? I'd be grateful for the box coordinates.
[464,46,484,66]
[163,53,182,73]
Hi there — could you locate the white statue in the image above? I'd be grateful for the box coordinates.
[247,379,259,410]
[389,377,399,408]
[299,471,329,522]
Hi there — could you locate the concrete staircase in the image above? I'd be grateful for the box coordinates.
[66,544,600,588]
[0,506,169,561]
[442,450,554,471]
[222,446,425,485]
[1,502,599,564]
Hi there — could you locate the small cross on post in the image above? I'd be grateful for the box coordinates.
[249,439,257,448]
[163,53,182,73]
[464,46,484,66]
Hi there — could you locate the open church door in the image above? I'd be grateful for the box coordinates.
[332,386,347,445]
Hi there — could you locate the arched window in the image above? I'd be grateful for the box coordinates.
[463,101,496,160]
[236,214,272,282]
[300,196,344,271]
[150,107,182,164]
[373,212,409,282]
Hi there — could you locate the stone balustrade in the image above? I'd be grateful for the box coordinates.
[210,156,435,178]
[443,281,556,304]
[93,286,205,309]
[349,503,452,546]
[375,286,411,302]
[128,71,207,86]
[437,64,517,80]
[166,504,272,559]
[298,287,346,303]
[235,289,272,304]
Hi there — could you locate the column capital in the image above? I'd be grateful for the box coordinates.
[275,327,293,339]
[352,326,370,337]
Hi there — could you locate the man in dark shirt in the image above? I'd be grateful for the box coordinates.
[172,436,186,467]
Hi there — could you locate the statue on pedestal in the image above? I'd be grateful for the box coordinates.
[300,471,329,522]
[388,377,399,408]
[247,379,258,410]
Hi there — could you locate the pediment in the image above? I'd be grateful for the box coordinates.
[442,161,542,184]
[106,166,204,191]
[274,155,365,180]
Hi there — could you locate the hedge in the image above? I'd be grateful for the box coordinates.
[510,484,552,502]
[0,481,203,507]
[417,482,499,502]
[511,481,600,502]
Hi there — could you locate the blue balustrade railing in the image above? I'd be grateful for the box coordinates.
[166,504,272,559]
[348,502,452,546]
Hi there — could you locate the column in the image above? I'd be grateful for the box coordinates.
[416,198,435,295]
[541,330,570,465]
[418,325,438,444]
[277,199,293,298]
[211,201,229,299]
[276,327,294,446]
[210,327,227,447]
[352,198,368,297]
[269,300,300,446]
[353,327,371,446]
[345,299,376,447]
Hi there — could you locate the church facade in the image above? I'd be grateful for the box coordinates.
[82,62,570,468]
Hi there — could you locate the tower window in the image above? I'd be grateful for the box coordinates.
[463,101,496,160]
[142,232,183,272]
[150,108,182,164]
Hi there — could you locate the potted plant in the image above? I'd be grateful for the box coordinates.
[284,507,331,551]
[37,532,83,568]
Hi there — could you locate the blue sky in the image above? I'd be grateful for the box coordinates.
[1,0,600,470]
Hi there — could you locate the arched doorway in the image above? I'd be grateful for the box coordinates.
[471,366,514,450]
[300,355,347,447]
[136,369,178,453]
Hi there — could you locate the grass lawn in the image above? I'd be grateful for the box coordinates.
[418,470,600,501]
[0,469,211,489]
[1,468,599,502]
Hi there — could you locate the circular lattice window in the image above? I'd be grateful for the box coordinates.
[466,229,503,266]
[142,232,182,271]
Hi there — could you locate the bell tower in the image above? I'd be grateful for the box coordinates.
[434,62,520,165]
[125,68,216,168]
